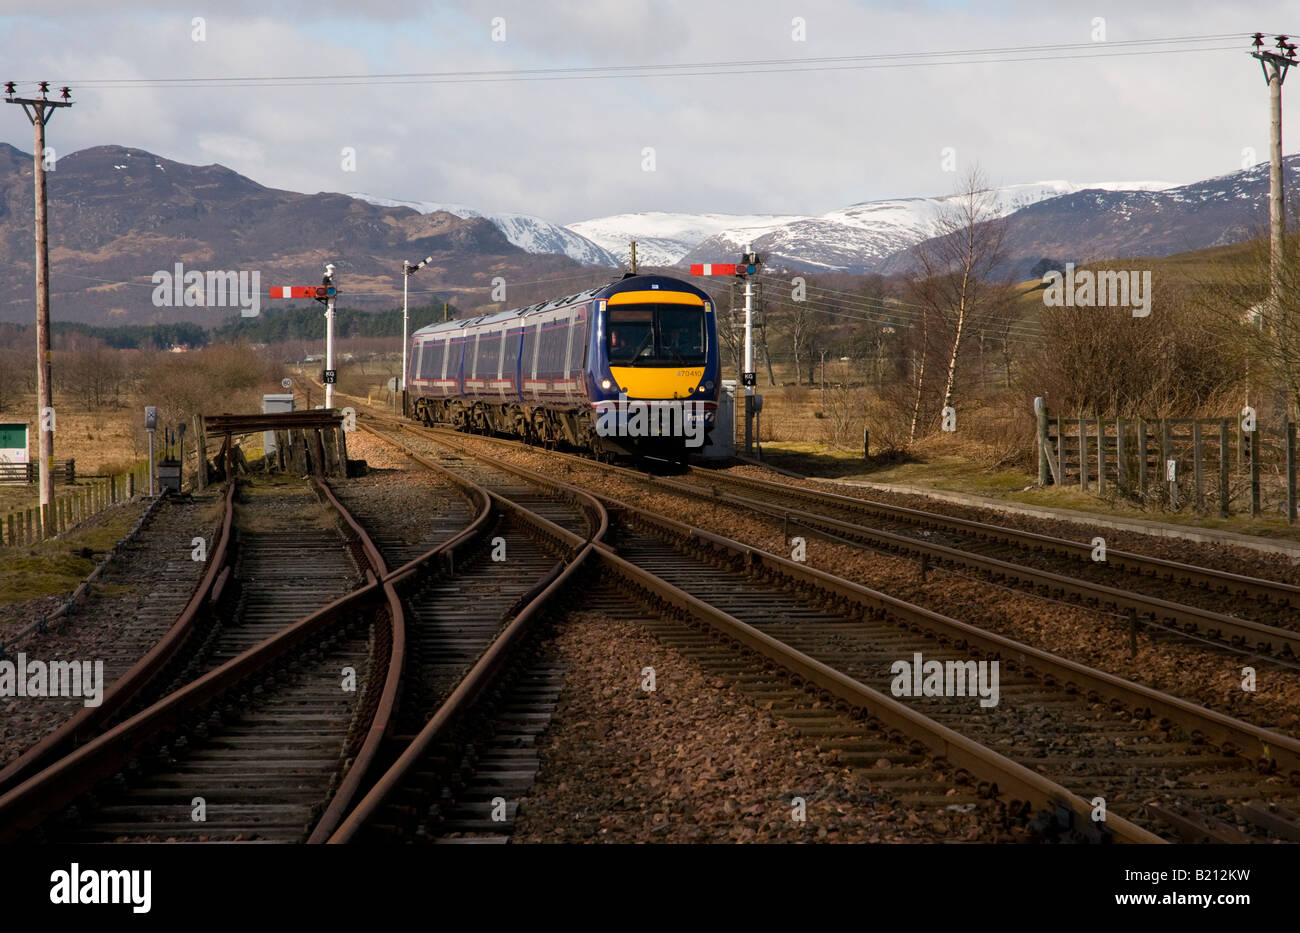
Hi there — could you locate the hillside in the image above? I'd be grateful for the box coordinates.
[0,144,599,325]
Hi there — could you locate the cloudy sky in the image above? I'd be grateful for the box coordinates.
[0,0,1294,224]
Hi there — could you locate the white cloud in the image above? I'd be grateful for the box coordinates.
[0,0,1292,225]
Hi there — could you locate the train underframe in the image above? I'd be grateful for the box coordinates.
[408,394,707,459]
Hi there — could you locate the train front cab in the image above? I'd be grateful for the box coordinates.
[589,276,720,455]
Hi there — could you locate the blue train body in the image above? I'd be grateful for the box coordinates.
[406,274,720,455]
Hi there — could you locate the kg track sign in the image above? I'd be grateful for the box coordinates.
[322,370,337,385]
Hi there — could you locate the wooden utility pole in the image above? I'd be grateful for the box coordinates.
[1251,34,1296,305]
[629,240,638,274]
[5,82,73,521]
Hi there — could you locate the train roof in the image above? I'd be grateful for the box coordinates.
[411,274,708,338]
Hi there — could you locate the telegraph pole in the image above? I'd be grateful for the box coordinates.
[5,81,72,523]
[1251,33,1296,302]
[629,240,638,274]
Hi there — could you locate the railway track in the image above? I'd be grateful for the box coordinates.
[0,476,401,842]
[0,489,224,784]
[13,413,1298,843]
[0,477,374,799]
[567,587,1000,833]
[325,423,606,843]
[383,418,1300,665]
[0,428,607,844]
[365,423,1300,843]
[167,478,367,680]
[679,466,1300,634]
[595,499,1300,843]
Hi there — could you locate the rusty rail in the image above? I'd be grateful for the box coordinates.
[592,543,1164,843]
[690,466,1300,608]
[364,423,1166,842]
[325,425,607,842]
[306,459,494,842]
[0,468,487,842]
[0,481,237,796]
[600,494,1300,779]
[395,420,1300,660]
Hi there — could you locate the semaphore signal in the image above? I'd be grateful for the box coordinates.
[268,285,338,299]
[691,251,762,455]
[268,267,340,408]
[400,254,436,392]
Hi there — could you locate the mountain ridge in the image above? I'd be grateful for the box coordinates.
[0,144,590,325]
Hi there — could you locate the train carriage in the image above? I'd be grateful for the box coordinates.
[407,274,719,456]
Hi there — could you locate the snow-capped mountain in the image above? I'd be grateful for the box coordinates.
[566,211,808,268]
[879,156,1300,281]
[348,193,620,267]
[672,181,1175,273]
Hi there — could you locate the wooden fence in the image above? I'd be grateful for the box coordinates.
[1036,408,1298,521]
[1,461,151,547]
[0,459,78,485]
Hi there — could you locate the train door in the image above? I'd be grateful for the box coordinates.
[495,327,509,400]
[525,319,543,399]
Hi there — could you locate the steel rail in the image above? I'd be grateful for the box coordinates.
[0,481,238,796]
[690,467,1300,608]
[325,426,607,843]
[663,477,1300,658]
[596,493,1300,780]
[355,418,1300,841]
[308,436,497,842]
[589,543,1164,844]
[383,414,1300,608]
[0,471,484,843]
[0,579,382,841]
[390,421,1300,659]
[343,424,1167,842]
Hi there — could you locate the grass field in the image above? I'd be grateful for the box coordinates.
[0,399,150,516]
[0,500,143,603]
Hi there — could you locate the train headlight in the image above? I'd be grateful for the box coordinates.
[601,379,612,390]
[704,380,714,390]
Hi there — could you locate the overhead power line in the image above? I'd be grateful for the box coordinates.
[26,33,1247,90]
[701,273,1046,341]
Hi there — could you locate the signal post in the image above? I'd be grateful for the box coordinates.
[690,251,761,456]
[268,266,340,408]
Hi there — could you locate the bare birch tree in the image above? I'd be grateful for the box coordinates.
[1202,225,1300,416]
[906,166,1013,437]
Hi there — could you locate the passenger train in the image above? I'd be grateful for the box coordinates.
[405,274,720,456]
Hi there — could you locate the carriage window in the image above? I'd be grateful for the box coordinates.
[424,339,445,380]
[538,318,570,376]
[474,330,502,377]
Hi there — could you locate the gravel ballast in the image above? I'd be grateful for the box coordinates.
[513,611,1002,844]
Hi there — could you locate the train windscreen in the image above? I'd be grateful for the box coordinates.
[607,304,705,366]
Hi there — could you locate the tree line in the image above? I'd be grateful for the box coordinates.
[213,302,458,342]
